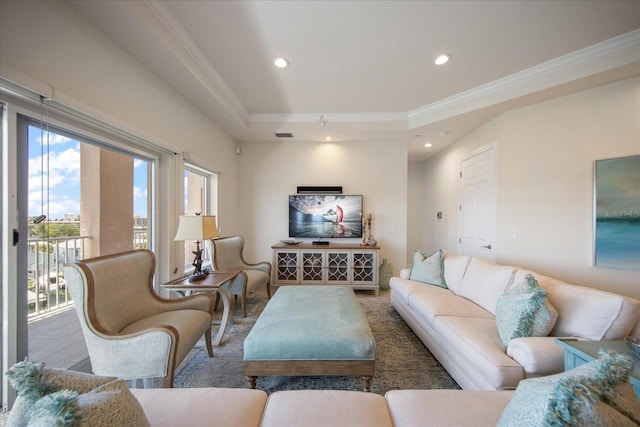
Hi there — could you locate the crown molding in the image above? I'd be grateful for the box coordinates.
[140,0,250,128]
[409,29,640,129]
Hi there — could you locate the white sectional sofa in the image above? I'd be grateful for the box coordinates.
[389,252,640,391]
[130,387,515,427]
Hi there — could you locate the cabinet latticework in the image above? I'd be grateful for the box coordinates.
[352,252,375,283]
[301,252,324,282]
[327,252,349,283]
[276,251,298,282]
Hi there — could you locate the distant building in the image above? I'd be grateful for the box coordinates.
[133,215,148,229]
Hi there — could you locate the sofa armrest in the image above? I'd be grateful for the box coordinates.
[506,336,580,377]
[399,268,411,280]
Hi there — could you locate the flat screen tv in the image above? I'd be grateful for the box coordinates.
[289,194,363,239]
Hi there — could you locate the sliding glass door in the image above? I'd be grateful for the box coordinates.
[19,114,154,370]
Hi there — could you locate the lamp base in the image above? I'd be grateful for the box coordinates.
[188,270,208,282]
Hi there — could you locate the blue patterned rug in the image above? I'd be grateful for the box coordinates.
[174,287,460,395]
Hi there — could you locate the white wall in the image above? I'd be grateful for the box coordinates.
[420,77,640,299]
[407,161,426,264]
[238,140,408,275]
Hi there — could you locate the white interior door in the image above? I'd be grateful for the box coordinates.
[458,144,498,261]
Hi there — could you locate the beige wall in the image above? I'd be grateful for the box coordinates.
[419,77,640,299]
[237,140,408,275]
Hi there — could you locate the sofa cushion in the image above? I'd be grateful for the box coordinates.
[513,270,640,340]
[385,390,514,427]
[457,258,516,315]
[409,249,447,288]
[495,274,558,346]
[434,316,524,390]
[408,287,493,329]
[389,277,436,305]
[442,252,471,295]
[498,351,640,426]
[131,387,267,427]
[261,390,393,427]
[28,379,150,427]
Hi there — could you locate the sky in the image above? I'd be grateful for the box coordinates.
[28,126,148,220]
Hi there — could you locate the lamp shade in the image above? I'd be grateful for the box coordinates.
[174,215,220,241]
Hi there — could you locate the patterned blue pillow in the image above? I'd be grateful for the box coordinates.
[498,350,640,426]
[409,249,447,288]
[495,274,557,347]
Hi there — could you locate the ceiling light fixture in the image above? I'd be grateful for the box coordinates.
[434,54,451,65]
[325,136,332,141]
[274,57,289,68]
[424,143,433,148]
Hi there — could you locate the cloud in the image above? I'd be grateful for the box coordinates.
[133,186,147,199]
[29,193,80,219]
[28,147,80,191]
[34,131,73,146]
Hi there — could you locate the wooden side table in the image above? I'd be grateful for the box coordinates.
[162,271,240,346]
[556,338,640,399]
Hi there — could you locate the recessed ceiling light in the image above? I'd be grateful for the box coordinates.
[274,57,289,68]
[325,136,332,141]
[434,54,451,65]
[424,143,433,148]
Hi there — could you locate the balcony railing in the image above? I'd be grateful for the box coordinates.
[28,231,149,318]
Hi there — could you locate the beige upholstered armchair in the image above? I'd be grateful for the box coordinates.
[64,249,214,388]
[205,235,272,317]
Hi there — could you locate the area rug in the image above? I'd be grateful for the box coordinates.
[174,286,460,395]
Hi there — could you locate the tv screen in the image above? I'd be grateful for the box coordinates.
[289,194,363,238]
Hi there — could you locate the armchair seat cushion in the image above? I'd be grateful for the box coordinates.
[121,309,211,364]
[244,270,270,294]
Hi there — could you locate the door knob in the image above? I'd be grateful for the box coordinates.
[482,244,492,250]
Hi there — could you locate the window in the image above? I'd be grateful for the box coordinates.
[182,163,219,270]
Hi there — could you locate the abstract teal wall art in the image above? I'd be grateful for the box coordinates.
[594,155,640,270]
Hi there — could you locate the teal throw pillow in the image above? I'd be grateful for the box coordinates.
[495,274,558,347]
[498,350,640,426]
[409,249,447,288]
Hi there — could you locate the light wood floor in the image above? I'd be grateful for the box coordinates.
[28,305,91,372]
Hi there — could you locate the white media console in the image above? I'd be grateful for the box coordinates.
[271,242,379,292]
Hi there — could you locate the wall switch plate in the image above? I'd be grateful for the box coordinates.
[510,229,518,239]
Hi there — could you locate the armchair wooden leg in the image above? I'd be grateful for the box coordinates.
[241,294,247,318]
[162,374,173,388]
[266,282,272,299]
[205,326,214,357]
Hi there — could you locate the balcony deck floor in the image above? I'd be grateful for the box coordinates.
[28,305,91,372]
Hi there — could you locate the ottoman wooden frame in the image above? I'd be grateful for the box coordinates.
[244,286,375,392]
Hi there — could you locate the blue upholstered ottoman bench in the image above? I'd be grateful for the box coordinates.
[244,285,376,391]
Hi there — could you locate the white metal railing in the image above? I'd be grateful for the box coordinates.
[27,232,149,318]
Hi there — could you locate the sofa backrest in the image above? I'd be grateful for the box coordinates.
[442,253,471,294]
[512,270,640,340]
[456,257,516,315]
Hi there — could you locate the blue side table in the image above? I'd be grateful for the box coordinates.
[556,338,640,399]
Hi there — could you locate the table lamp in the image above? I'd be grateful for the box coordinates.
[174,214,219,282]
